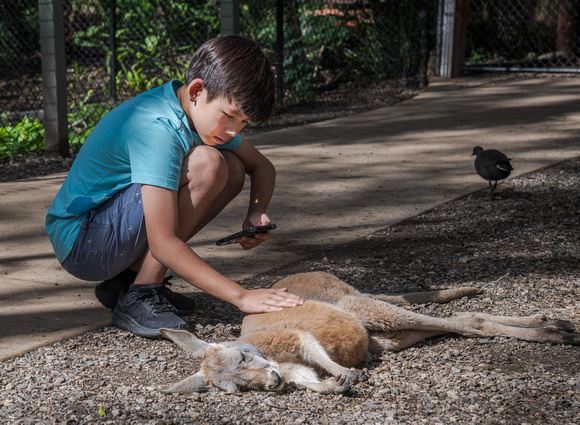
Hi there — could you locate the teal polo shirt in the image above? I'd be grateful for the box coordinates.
[46,80,242,262]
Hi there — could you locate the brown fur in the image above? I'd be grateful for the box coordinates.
[160,271,579,394]
[242,301,368,368]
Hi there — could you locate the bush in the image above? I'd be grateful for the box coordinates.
[0,116,45,161]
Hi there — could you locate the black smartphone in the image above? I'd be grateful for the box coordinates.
[215,224,277,246]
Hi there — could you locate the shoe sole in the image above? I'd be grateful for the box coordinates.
[112,309,186,338]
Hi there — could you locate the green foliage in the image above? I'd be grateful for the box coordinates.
[70,0,220,99]
[0,90,112,160]
[240,0,427,105]
[68,89,113,152]
[2,0,429,158]
[0,0,39,57]
[467,50,499,64]
[0,116,45,161]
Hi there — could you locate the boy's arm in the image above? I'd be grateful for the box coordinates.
[141,184,302,313]
[230,137,277,249]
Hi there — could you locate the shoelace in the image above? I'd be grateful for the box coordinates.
[127,286,177,314]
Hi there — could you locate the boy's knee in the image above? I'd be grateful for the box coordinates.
[182,146,228,188]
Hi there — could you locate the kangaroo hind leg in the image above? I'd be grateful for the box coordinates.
[336,296,580,346]
[453,312,577,331]
[452,312,579,346]
[336,295,476,334]
[369,329,448,353]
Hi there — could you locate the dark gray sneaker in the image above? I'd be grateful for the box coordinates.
[95,273,195,316]
[112,284,187,338]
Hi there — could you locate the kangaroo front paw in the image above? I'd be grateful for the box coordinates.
[336,368,366,386]
[318,377,351,394]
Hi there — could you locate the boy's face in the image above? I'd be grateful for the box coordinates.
[186,80,250,146]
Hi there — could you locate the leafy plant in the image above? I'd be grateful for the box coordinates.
[0,116,45,161]
[0,88,114,161]
[68,89,112,152]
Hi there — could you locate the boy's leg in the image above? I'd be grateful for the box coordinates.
[96,149,243,303]
[113,147,245,337]
[186,150,246,236]
[132,148,245,286]
[60,184,187,335]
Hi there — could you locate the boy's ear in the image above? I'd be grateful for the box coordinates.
[187,79,204,101]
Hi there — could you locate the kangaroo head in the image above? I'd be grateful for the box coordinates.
[159,328,284,393]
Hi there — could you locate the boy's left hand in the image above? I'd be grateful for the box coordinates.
[239,214,272,250]
[237,287,304,314]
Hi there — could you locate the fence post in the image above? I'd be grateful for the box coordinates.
[452,0,468,77]
[557,0,578,61]
[437,0,468,78]
[221,0,240,35]
[419,0,429,87]
[275,0,284,106]
[39,0,69,156]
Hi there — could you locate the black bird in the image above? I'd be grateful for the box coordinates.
[472,146,513,197]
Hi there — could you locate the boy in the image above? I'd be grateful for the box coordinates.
[46,35,303,338]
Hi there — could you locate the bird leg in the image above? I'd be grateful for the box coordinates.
[488,181,497,198]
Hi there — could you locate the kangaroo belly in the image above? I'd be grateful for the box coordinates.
[241,301,368,368]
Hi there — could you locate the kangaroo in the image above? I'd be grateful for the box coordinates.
[159,271,579,394]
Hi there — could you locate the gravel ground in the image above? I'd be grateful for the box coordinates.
[1,155,579,424]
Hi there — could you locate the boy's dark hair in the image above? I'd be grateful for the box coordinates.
[184,35,275,125]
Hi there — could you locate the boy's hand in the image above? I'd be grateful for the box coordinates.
[239,213,272,250]
[237,288,304,314]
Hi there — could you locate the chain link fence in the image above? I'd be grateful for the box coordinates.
[63,0,221,150]
[240,0,432,133]
[2,1,577,161]
[465,0,580,72]
[1,0,431,160]
[0,0,45,159]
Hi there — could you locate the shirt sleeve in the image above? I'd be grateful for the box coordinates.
[128,118,188,191]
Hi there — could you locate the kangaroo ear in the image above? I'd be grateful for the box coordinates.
[159,328,211,358]
[160,371,212,393]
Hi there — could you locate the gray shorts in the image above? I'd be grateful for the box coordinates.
[61,184,148,281]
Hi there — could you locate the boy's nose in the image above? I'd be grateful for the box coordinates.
[225,127,242,139]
